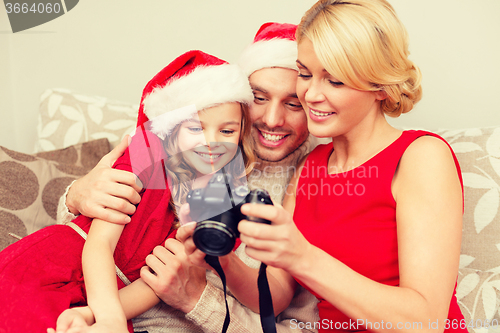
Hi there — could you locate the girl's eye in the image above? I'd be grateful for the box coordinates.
[329,80,344,87]
[188,127,203,133]
[221,129,235,135]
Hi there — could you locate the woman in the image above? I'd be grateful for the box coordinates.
[181,1,466,332]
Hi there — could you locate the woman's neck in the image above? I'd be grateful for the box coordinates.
[329,117,401,174]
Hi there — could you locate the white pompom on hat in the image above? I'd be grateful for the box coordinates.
[238,22,298,77]
[137,50,253,139]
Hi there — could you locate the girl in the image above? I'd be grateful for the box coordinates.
[0,50,255,333]
[181,1,467,332]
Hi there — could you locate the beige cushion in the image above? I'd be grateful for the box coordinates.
[35,88,138,152]
[456,268,500,332]
[438,127,500,272]
[0,139,109,251]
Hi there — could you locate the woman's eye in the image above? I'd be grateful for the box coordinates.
[298,73,312,79]
[329,80,344,87]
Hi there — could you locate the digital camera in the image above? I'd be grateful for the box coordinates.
[186,172,273,256]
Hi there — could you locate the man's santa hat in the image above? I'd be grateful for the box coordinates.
[238,22,298,77]
[137,50,253,139]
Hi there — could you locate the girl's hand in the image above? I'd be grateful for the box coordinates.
[175,221,235,272]
[176,222,212,270]
[51,322,128,333]
[47,307,93,333]
[141,238,207,313]
[178,203,193,226]
[238,203,312,274]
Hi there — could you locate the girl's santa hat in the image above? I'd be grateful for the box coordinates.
[138,50,253,139]
[238,22,298,77]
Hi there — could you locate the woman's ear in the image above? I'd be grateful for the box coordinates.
[375,89,388,101]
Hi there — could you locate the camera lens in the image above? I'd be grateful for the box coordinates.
[193,221,237,256]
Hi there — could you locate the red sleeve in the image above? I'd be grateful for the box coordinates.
[113,129,169,190]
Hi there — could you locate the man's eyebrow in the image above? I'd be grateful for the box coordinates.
[251,85,268,94]
[252,86,298,99]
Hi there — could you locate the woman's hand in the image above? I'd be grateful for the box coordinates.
[238,203,312,275]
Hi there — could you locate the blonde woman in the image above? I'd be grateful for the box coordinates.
[180,1,467,332]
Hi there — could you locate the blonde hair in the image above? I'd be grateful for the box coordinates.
[297,0,422,117]
[163,103,255,222]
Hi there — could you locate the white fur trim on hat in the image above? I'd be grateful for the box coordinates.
[142,64,253,139]
[238,38,298,77]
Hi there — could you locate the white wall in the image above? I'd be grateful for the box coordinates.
[1,0,499,153]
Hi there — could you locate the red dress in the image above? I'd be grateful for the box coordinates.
[0,129,176,333]
[293,130,466,333]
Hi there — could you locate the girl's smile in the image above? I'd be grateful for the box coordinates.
[177,102,242,177]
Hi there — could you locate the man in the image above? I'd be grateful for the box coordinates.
[58,22,321,333]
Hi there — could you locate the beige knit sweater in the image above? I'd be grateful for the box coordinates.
[57,135,323,333]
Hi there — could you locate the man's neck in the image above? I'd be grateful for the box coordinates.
[252,134,315,174]
[247,135,318,204]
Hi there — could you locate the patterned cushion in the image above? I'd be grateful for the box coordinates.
[0,139,110,251]
[456,268,500,332]
[34,88,138,152]
[437,127,500,273]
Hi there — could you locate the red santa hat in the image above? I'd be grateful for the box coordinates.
[137,50,253,139]
[238,22,298,77]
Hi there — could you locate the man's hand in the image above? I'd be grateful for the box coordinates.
[140,238,207,314]
[65,135,142,224]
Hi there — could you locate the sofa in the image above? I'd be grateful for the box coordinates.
[0,88,499,332]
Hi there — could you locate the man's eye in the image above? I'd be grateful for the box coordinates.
[253,96,266,103]
[286,102,303,111]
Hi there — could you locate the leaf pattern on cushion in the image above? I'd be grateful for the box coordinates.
[456,269,500,332]
[438,127,500,331]
[437,127,500,272]
[35,89,138,152]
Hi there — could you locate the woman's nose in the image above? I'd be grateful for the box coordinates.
[304,79,324,104]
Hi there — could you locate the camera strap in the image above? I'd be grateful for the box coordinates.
[205,255,231,332]
[205,255,277,333]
